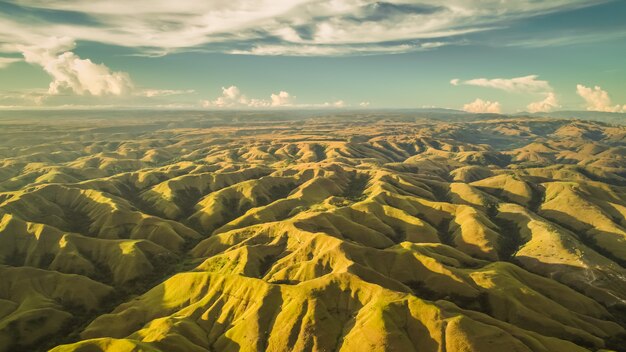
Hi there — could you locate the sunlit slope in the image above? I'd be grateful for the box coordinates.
[0,115,625,351]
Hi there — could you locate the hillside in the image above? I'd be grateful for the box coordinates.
[0,113,625,352]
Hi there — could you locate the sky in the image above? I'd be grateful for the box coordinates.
[0,0,625,113]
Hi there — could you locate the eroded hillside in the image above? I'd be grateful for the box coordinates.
[0,114,625,352]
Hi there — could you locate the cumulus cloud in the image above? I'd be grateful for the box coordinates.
[359,101,370,107]
[19,37,132,96]
[576,84,625,113]
[201,86,296,108]
[10,37,196,105]
[451,75,552,93]
[201,86,246,108]
[0,1,599,57]
[270,91,295,106]
[527,92,560,113]
[200,86,352,109]
[463,98,501,114]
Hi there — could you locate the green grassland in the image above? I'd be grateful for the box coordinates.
[0,113,625,351]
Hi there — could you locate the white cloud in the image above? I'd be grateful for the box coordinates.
[294,100,347,109]
[201,86,246,108]
[19,37,133,96]
[0,57,21,69]
[454,75,560,113]
[0,1,598,57]
[7,37,194,106]
[451,75,552,93]
[199,86,351,109]
[201,86,296,108]
[270,91,295,106]
[334,100,346,108]
[138,89,195,98]
[527,92,560,113]
[508,29,626,48]
[228,43,445,56]
[576,84,625,113]
[463,98,501,113]
[0,38,194,107]
[359,101,370,107]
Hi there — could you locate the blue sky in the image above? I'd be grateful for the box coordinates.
[0,0,625,113]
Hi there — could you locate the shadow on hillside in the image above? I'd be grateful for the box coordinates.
[539,209,626,268]
[515,255,626,351]
[68,278,245,352]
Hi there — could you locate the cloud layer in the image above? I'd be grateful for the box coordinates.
[0,0,598,57]
[0,2,620,110]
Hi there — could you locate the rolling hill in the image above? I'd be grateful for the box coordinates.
[0,112,625,352]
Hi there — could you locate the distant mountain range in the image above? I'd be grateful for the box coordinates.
[0,108,623,125]
[522,110,625,124]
